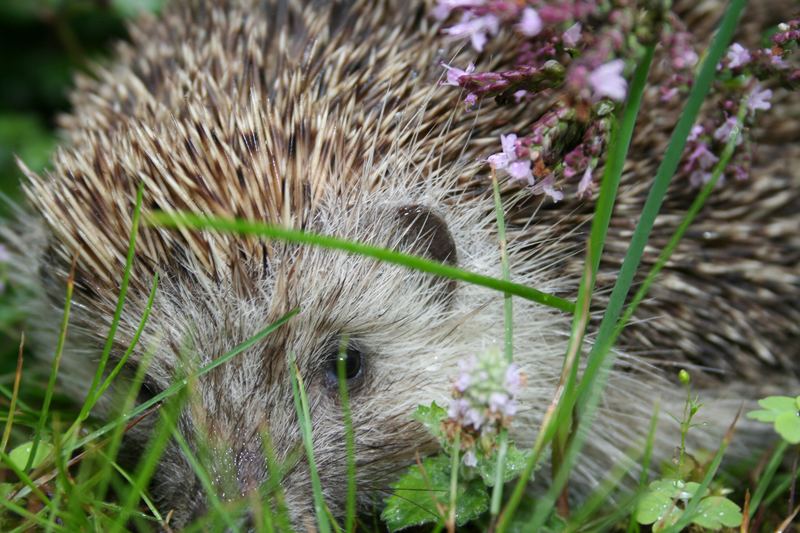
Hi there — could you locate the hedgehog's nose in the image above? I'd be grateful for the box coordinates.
[232,447,268,493]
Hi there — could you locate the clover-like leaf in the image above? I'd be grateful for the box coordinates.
[691,496,742,530]
[412,402,448,445]
[774,410,800,444]
[747,395,800,443]
[7,441,53,471]
[475,442,529,486]
[382,454,489,531]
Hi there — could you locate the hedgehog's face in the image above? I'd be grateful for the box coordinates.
[121,203,483,527]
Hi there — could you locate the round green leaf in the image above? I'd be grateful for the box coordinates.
[7,441,52,471]
[691,496,742,530]
[758,396,796,412]
[774,410,800,444]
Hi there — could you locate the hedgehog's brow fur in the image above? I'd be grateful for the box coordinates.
[3,0,799,527]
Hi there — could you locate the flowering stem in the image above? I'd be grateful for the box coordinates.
[490,429,509,519]
[491,172,513,363]
[497,38,657,533]
[448,430,460,533]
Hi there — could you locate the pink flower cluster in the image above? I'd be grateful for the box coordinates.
[448,348,524,465]
[434,2,798,200]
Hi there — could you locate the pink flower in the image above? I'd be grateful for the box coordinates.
[687,124,704,142]
[441,62,475,86]
[588,60,627,101]
[463,450,478,467]
[504,363,522,396]
[726,43,751,69]
[507,160,534,183]
[432,0,486,21]
[0,245,10,263]
[577,166,594,198]
[487,133,535,184]
[442,12,500,52]
[517,8,542,37]
[713,116,741,144]
[687,143,719,170]
[540,175,563,202]
[561,22,582,47]
[747,85,772,113]
[489,392,517,417]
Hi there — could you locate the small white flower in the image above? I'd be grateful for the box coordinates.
[517,8,542,37]
[747,85,772,113]
[463,449,478,467]
[588,60,627,102]
[726,43,751,69]
[562,22,582,47]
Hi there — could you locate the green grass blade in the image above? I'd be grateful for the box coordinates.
[612,98,748,343]
[70,182,145,441]
[108,386,187,533]
[337,343,357,533]
[147,211,574,313]
[627,402,660,533]
[27,259,75,471]
[489,171,513,519]
[289,357,332,533]
[748,440,789,518]
[523,1,746,528]
[1,334,24,453]
[172,428,238,530]
[497,39,656,533]
[95,273,159,402]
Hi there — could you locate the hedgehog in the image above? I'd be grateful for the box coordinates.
[2,0,799,528]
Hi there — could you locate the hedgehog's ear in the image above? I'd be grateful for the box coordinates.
[394,205,457,266]
[393,204,458,301]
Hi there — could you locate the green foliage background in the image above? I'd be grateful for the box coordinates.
[0,0,164,374]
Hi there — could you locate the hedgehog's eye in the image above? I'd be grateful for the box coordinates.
[324,342,365,390]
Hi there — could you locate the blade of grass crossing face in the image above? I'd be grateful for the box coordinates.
[71,183,145,440]
[148,211,574,313]
[171,428,238,530]
[524,2,746,528]
[109,386,188,533]
[26,260,75,471]
[337,341,357,533]
[258,428,296,532]
[496,40,656,533]
[95,273,159,403]
[73,308,299,450]
[289,358,332,533]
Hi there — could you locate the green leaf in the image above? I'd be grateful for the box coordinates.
[747,409,779,422]
[774,410,800,444]
[635,485,675,525]
[8,440,52,471]
[477,443,528,486]
[691,496,742,530]
[412,403,447,444]
[759,396,797,412]
[382,454,488,531]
